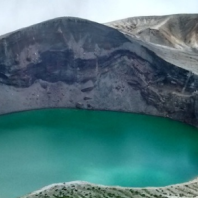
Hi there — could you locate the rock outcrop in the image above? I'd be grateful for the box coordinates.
[0,15,198,127]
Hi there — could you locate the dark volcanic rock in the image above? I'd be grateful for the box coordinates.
[0,16,198,127]
[0,17,128,87]
[81,80,94,92]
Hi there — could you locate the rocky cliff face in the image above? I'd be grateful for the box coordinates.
[0,16,198,127]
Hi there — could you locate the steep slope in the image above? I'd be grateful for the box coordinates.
[107,14,198,50]
[106,14,198,74]
[107,14,198,75]
[0,17,198,127]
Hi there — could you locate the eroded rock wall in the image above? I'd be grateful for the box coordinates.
[0,17,198,127]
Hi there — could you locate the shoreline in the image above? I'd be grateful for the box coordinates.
[21,178,198,198]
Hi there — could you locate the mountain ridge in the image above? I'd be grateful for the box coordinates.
[106,14,198,50]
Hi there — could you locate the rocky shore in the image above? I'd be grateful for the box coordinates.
[21,178,198,198]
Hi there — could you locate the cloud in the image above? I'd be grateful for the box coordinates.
[0,0,197,36]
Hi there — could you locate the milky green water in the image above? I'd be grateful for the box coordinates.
[0,109,198,198]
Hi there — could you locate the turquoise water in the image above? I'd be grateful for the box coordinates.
[0,109,198,198]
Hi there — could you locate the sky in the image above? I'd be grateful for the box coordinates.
[0,0,198,36]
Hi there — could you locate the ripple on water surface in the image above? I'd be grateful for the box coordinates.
[0,109,198,198]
